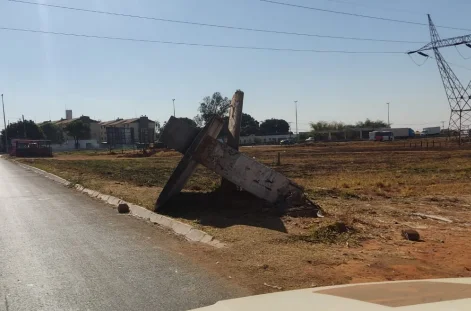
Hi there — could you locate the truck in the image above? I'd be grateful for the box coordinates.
[421,126,441,136]
[369,131,394,141]
[378,128,414,139]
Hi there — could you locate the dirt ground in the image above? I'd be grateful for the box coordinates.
[17,140,471,294]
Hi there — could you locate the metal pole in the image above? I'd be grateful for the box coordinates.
[2,94,8,153]
[387,103,390,127]
[294,100,298,137]
[172,99,175,117]
[22,114,26,138]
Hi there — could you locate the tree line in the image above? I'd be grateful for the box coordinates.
[1,117,91,148]
[1,91,389,149]
[309,119,389,132]
[187,91,388,138]
[158,92,292,137]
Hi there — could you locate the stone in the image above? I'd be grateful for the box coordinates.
[402,229,420,241]
[118,203,130,214]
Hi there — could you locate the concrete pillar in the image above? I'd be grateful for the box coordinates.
[221,90,244,192]
[328,132,332,141]
[359,130,363,140]
[226,90,244,150]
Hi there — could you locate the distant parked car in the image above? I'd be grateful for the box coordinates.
[280,139,295,145]
[305,137,315,142]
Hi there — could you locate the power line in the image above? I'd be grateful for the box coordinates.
[455,46,471,60]
[320,0,423,15]
[7,0,425,44]
[408,53,430,67]
[260,0,471,32]
[410,53,471,71]
[0,26,405,54]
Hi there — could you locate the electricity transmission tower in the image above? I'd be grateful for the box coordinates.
[408,15,471,143]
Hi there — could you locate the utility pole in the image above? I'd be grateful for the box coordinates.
[294,100,298,137]
[386,103,390,127]
[22,115,26,138]
[172,99,176,117]
[2,94,8,153]
[441,121,446,130]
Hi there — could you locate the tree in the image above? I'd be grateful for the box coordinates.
[310,121,346,132]
[64,120,91,149]
[40,122,64,144]
[194,92,230,126]
[0,120,44,144]
[354,118,388,128]
[260,119,290,135]
[240,113,260,136]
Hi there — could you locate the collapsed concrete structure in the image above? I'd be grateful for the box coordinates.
[155,116,321,215]
[155,89,321,215]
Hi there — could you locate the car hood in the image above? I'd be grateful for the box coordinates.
[191,278,471,311]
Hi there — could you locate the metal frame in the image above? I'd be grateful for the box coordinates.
[409,15,471,142]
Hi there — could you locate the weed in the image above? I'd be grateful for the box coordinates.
[293,222,356,244]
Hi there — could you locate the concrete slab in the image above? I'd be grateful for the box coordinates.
[185,229,207,242]
[90,191,100,198]
[155,215,173,228]
[107,196,121,207]
[97,194,110,202]
[74,184,84,191]
[172,221,193,236]
[200,234,214,244]
[149,213,163,224]
[193,135,305,207]
[129,204,153,220]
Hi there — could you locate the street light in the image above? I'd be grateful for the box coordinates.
[172,99,176,117]
[386,102,390,127]
[2,94,8,153]
[294,100,298,136]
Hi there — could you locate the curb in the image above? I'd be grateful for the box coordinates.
[11,160,225,248]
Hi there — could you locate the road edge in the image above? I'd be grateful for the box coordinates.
[9,158,226,249]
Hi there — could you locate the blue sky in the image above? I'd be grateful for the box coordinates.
[1,0,471,132]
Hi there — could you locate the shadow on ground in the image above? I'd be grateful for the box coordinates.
[159,190,288,233]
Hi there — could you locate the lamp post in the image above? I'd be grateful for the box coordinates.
[2,94,8,153]
[172,99,175,117]
[386,102,390,127]
[294,100,298,136]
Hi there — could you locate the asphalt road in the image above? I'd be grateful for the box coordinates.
[0,158,242,311]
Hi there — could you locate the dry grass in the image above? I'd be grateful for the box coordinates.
[17,141,471,293]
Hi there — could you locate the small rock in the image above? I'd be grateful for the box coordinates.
[262,264,269,270]
[118,203,130,214]
[465,267,470,272]
[402,229,420,241]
